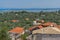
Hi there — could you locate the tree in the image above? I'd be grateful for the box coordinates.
[0,27,11,40]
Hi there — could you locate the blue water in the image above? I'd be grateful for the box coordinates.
[0,8,59,12]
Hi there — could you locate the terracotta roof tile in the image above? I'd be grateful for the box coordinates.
[29,26,43,31]
[29,26,36,31]
[11,20,19,22]
[42,22,53,27]
[38,25,43,29]
[9,27,24,33]
[56,25,60,29]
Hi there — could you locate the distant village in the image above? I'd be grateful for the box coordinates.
[8,19,60,40]
[0,11,60,40]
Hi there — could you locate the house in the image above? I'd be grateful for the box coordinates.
[9,27,24,40]
[25,18,29,20]
[11,20,19,22]
[55,25,60,30]
[33,20,44,26]
[33,19,57,27]
[39,20,45,23]
[33,20,41,26]
[27,25,43,35]
[27,27,60,40]
[42,22,57,27]
[29,25,43,31]
[32,27,60,34]
[32,27,60,40]
[29,22,57,31]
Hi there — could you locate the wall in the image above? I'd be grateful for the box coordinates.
[33,34,60,40]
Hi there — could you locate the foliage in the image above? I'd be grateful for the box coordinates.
[0,27,11,40]
[21,33,29,40]
[0,10,60,40]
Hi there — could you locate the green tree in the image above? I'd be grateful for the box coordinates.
[0,27,11,40]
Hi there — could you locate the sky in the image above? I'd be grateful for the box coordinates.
[0,0,60,8]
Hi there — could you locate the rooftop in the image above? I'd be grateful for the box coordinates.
[32,27,60,34]
[9,27,24,34]
[29,25,43,31]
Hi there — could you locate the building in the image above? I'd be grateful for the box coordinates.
[29,26,43,32]
[9,27,24,40]
[33,20,44,26]
[42,22,57,27]
[27,27,60,40]
[11,20,19,22]
[32,27,60,40]
[32,27,60,34]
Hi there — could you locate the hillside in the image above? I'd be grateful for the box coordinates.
[0,11,60,29]
[0,10,60,40]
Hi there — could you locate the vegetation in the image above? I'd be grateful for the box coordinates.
[0,10,60,40]
[0,27,11,40]
[21,33,29,40]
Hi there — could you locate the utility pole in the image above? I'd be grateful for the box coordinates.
[56,10,59,14]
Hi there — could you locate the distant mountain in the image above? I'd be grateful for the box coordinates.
[0,8,59,12]
[0,8,60,10]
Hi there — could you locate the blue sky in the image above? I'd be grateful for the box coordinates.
[0,0,60,8]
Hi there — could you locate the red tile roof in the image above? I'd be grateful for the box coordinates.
[29,21,57,31]
[38,25,43,29]
[11,20,19,22]
[29,25,43,31]
[42,22,53,27]
[9,27,24,33]
[56,25,60,29]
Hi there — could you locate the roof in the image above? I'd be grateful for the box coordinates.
[32,27,60,34]
[56,25,60,29]
[29,25,43,31]
[11,20,19,22]
[38,25,43,29]
[25,18,29,20]
[40,20,44,23]
[42,22,54,27]
[29,26,36,31]
[9,27,24,34]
